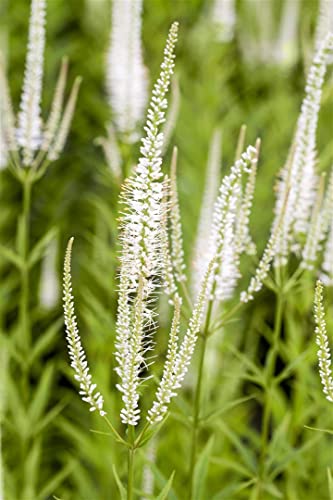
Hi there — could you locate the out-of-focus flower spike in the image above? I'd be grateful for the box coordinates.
[170,146,186,283]
[107,0,148,142]
[47,76,82,161]
[17,0,46,166]
[315,0,333,58]
[41,56,68,153]
[40,238,59,309]
[0,60,17,154]
[235,137,260,256]
[63,238,106,417]
[96,124,122,181]
[161,177,178,299]
[162,74,180,155]
[302,174,326,270]
[274,0,299,67]
[192,128,222,298]
[314,280,333,402]
[292,33,333,237]
[147,294,182,425]
[211,0,236,43]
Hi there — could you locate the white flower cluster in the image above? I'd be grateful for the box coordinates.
[211,0,236,43]
[192,129,222,299]
[1,0,80,169]
[147,260,215,425]
[107,0,148,142]
[274,33,333,267]
[314,280,333,403]
[209,145,258,302]
[115,23,179,426]
[63,238,106,417]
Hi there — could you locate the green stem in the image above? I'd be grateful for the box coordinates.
[20,178,32,353]
[188,301,213,500]
[257,291,284,495]
[127,426,136,500]
[127,447,135,500]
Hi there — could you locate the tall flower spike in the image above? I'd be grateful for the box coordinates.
[63,238,106,417]
[107,0,148,142]
[192,128,222,299]
[120,22,179,294]
[170,146,186,283]
[115,24,179,426]
[314,280,333,402]
[273,33,333,265]
[292,34,333,237]
[17,0,46,165]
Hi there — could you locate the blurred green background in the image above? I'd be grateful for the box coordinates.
[1,1,333,499]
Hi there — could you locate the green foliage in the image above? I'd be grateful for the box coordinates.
[1,0,333,499]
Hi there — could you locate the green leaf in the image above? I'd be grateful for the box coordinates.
[328,468,333,500]
[193,437,214,500]
[156,471,175,500]
[28,363,54,426]
[28,318,62,366]
[22,440,41,500]
[203,395,254,424]
[38,460,75,500]
[28,227,58,268]
[112,465,126,500]
[0,243,23,269]
[139,450,178,500]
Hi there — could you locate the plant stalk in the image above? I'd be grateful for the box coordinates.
[188,300,213,499]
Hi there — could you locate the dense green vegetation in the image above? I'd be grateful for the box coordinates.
[1,1,332,499]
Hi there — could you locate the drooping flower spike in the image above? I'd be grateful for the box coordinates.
[63,238,106,417]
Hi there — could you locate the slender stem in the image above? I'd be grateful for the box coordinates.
[257,291,284,496]
[127,447,135,500]
[127,426,136,500]
[188,301,213,500]
[20,177,32,353]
